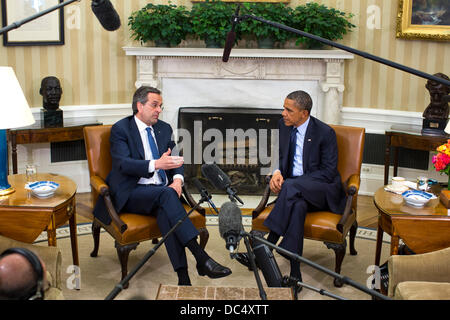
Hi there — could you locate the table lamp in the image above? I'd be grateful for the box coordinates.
[0,67,36,196]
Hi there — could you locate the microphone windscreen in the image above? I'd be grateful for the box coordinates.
[218,201,243,239]
[201,164,231,191]
[91,0,121,31]
[222,31,236,63]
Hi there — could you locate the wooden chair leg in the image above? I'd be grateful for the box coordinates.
[90,220,101,257]
[349,221,358,255]
[198,228,210,249]
[325,240,347,288]
[115,242,139,289]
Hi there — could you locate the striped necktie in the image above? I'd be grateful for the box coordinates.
[146,127,167,185]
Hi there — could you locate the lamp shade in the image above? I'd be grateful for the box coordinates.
[0,66,35,129]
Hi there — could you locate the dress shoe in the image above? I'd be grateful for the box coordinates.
[234,252,259,271]
[197,258,232,279]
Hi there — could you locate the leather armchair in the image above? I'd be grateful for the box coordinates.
[388,247,450,299]
[83,125,209,287]
[0,235,64,300]
[252,125,365,287]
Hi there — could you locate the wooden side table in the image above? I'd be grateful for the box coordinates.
[7,119,101,174]
[373,187,450,266]
[0,173,79,265]
[384,130,448,185]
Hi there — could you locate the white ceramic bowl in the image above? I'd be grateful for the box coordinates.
[402,190,432,207]
[29,181,59,198]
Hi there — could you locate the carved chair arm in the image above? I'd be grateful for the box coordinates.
[90,175,128,234]
[252,175,273,218]
[337,174,360,233]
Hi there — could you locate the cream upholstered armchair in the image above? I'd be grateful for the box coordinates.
[0,235,64,300]
[388,247,450,299]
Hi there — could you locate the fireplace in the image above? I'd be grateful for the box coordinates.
[178,107,281,195]
[123,47,353,195]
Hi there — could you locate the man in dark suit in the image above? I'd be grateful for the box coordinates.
[93,86,231,286]
[264,90,347,281]
[237,91,346,293]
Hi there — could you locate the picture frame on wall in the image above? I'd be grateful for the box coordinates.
[397,0,450,41]
[1,0,65,46]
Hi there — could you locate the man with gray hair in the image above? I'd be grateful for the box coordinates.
[93,86,231,286]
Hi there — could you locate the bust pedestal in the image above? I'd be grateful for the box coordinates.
[41,109,63,127]
[421,118,448,136]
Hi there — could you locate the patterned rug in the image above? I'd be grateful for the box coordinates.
[34,219,391,244]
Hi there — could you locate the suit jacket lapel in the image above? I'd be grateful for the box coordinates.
[129,117,145,159]
[302,117,315,173]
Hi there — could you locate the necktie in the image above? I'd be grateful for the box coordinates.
[288,128,297,177]
[146,127,167,185]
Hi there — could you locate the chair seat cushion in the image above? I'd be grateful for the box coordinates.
[395,281,450,300]
[252,207,346,244]
[115,207,206,245]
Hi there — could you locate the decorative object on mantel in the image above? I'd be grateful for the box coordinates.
[290,2,356,49]
[0,67,35,196]
[128,2,192,47]
[422,72,450,136]
[127,1,355,50]
[240,2,293,48]
[190,0,237,48]
[40,76,63,128]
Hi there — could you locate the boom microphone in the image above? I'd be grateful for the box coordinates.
[218,201,243,253]
[192,178,219,214]
[201,164,244,204]
[222,4,241,62]
[91,0,121,31]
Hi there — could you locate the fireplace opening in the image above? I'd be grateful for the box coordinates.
[177,107,282,196]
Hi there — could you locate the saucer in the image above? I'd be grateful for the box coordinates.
[385,184,409,194]
[29,181,59,198]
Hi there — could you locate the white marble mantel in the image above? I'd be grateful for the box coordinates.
[123,47,353,128]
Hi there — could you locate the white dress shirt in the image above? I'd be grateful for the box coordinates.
[134,116,183,185]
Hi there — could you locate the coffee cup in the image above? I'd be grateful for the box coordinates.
[392,176,406,190]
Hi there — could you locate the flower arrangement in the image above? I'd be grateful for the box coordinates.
[432,140,450,189]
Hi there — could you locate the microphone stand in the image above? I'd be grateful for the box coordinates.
[244,231,391,301]
[233,14,450,87]
[282,275,347,300]
[0,0,80,36]
[104,195,208,300]
[240,235,268,300]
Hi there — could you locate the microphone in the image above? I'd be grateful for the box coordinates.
[91,0,121,31]
[218,200,283,287]
[222,4,241,62]
[218,201,243,253]
[192,178,219,214]
[251,239,283,287]
[201,164,244,204]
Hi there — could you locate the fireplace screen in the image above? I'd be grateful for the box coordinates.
[177,107,282,195]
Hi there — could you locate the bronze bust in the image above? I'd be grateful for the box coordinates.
[423,72,450,120]
[39,76,63,127]
[421,72,449,136]
[40,76,62,111]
